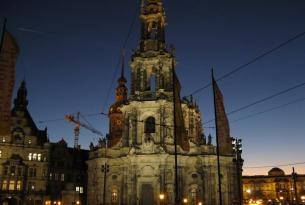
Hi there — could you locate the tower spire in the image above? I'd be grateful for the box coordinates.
[120,50,125,80]
[14,80,28,109]
[115,51,128,102]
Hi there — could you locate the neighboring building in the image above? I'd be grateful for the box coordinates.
[243,167,305,204]
[0,81,88,205]
[87,1,240,205]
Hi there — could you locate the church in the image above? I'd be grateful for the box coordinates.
[87,1,240,205]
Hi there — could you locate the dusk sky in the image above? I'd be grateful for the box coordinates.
[1,0,305,175]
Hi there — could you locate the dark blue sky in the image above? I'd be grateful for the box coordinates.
[1,0,305,175]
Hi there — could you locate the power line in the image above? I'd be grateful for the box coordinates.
[101,0,140,113]
[230,97,305,124]
[244,161,305,169]
[203,81,305,125]
[188,30,305,97]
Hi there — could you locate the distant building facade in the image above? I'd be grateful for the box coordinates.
[0,81,88,205]
[87,1,240,205]
[243,167,305,204]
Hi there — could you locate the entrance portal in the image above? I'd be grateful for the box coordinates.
[140,184,154,205]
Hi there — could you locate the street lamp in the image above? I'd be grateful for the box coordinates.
[159,193,165,205]
[183,198,188,204]
[198,202,202,205]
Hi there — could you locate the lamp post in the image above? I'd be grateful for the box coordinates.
[183,198,188,204]
[159,193,165,205]
[101,163,110,205]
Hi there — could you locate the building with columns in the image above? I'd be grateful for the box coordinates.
[87,1,240,205]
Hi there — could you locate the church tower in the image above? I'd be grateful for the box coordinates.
[108,54,128,148]
[130,0,175,101]
[87,1,240,205]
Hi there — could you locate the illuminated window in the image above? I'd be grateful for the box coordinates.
[38,154,41,161]
[49,173,53,180]
[16,180,21,190]
[2,137,5,142]
[28,139,31,144]
[0,150,2,158]
[55,173,59,181]
[76,186,84,194]
[33,153,37,160]
[9,180,15,190]
[111,188,118,203]
[28,182,35,191]
[61,174,65,181]
[28,153,32,160]
[2,180,7,190]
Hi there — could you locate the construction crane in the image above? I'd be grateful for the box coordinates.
[65,112,103,149]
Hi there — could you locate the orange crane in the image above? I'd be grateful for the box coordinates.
[65,112,103,149]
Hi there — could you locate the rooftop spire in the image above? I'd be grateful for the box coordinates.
[14,80,28,109]
[118,50,126,84]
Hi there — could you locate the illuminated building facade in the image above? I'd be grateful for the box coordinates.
[0,81,88,205]
[243,167,305,204]
[87,1,240,205]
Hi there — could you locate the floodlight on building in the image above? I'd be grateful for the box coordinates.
[76,201,80,205]
[246,189,251,193]
[198,202,202,205]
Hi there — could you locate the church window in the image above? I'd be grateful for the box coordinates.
[150,22,158,39]
[150,74,156,92]
[9,180,15,190]
[145,117,155,133]
[2,180,7,190]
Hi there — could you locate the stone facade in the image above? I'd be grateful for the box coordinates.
[87,1,240,205]
[243,168,305,204]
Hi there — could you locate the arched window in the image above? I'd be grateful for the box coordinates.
[145,117,155,133]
